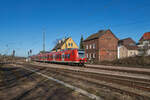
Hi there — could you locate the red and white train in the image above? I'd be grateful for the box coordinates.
[30,49,86,66]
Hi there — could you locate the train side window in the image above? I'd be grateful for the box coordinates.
[72,51,74,55]
[65,54,67,59]
[62,54,64,58]
[68,54,70,59]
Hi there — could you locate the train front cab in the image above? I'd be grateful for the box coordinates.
[75,49,87,66]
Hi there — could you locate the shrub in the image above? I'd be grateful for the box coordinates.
[95,56,150,68]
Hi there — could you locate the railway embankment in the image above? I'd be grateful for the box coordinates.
[17,63,150,100]
[0,64,91,100]
[25,62,150,80]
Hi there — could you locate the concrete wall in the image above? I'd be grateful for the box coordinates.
[118,46,138,59]
[128,50,138,57]
[118,46,128,59]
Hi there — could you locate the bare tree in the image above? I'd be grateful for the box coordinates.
[53,38,62,46]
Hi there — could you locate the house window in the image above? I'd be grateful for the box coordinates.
[65,54,67,59]
[90,44,92,49]
[68,43,70,46]
[86,53,88,58]
[86,45,88,49]
[93,43,96,49]
[71,43,73,47]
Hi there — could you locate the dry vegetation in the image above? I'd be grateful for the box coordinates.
[0,55,25,63]
[0,64,4,81]
[0,55,25,81]
[96,56,150,68]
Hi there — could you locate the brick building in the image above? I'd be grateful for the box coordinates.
[83,29,118,62]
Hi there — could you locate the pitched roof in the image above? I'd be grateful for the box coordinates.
[84,29,118,42]
[52,38,69,51]
[140,32,150,41]
[118,38,136,46]
[124,45,138,50]
[119,38,138,50]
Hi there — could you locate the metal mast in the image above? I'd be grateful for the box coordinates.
[43,31,45,52]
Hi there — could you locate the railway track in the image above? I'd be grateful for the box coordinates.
[45,68,150,92]
[19,63,150,100]
[85,64,150,75]
[16,62,150,76]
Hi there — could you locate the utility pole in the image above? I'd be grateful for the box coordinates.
[43,31,45,52]
[43,29,46,63]
[12,50,15,63]
[29,49,32,56]
[12,50,15,57]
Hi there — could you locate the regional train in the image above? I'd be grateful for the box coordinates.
[30,49,86,66]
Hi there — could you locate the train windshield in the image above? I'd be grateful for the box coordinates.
[78,50,85,58]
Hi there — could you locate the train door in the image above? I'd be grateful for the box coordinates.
[53,54,55,61]
[62,53,65,61]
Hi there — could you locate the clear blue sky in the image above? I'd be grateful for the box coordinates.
[0,0,150,57]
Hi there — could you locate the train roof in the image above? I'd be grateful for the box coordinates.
[32,48,84,57]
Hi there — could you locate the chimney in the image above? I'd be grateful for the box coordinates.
[58,40,62,44]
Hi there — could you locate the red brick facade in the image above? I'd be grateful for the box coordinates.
[83,29,118,62]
